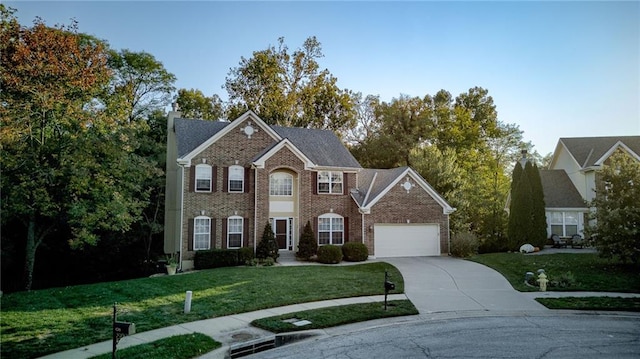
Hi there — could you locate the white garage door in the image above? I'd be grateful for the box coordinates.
[374,224,440,257]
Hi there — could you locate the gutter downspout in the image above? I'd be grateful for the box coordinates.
[178,164,185,271]
[253,165,258,254]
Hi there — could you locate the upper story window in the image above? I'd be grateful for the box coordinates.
[227,216,243,248]
[318,171,342,194]
[270,172,293,196]
[318,213,344,245]
[228,165,244,193]
[194,216,211,250]
[195,164,212,192]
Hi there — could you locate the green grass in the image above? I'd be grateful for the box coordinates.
[1,262,402,359]
[89,332,221,359]
[251,300,418,333]
[469,252,639,292]
[536,297,640,311]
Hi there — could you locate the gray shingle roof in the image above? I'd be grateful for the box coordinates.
[560,136,640,168]
[272,126,361,168]
[355,167,408,207]
[174,117,361,168]
[175,118,228,157]
[540,170,587,208]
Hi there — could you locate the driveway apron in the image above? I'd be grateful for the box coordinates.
[383,257,547,313]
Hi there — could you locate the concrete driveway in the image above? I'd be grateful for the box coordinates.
[382,257,548,313]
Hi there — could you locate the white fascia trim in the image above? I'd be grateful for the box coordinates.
[546,207,590,212]
[594,141,640,166]
[252,138,315,170]
[182,110,282,162]
[551,139,581,170]
[361,168,455,215]
[362,171,378,206]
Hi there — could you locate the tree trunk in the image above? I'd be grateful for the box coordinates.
[23,215,39,291]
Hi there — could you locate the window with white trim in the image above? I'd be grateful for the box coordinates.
[318,213,344,245]
[229,165,244,193]
[227,216,243,248]
[194,216,211,250]
[270,172,293,196]
[318,171,342,194]
[548,211,579,237]
[195,164,212,192]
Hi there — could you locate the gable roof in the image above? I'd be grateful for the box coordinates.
[353,167,455,214]
[272,126,361,168]
[173,111,360,169]
[553,136,640,169]
[539,170,588,209]
[252,138,315,169]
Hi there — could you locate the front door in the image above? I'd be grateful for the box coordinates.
[275,219,288,250]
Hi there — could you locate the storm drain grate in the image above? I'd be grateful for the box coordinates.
[229,337,276,358]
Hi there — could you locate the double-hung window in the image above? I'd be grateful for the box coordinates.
[228,165,244,193]
[227,216,243,248]
[270,172,293,196]
[318,214,344,245]
[194,216,211,250]
[195,164,212,192]
[317,171,342,194]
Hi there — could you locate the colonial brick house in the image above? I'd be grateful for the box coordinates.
[164,110,455,270]
[540,136,640,239]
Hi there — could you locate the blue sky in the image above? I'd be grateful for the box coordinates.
[7,1,639,155]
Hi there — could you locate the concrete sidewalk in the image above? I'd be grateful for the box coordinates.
[38,294,408,359]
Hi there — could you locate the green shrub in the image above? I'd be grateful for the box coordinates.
[297,220,318,260]
[341,242,368,262]
[549,271,576,289]
[194,249,239,269]
[450,231,479,258]
[238,247,255,264]
[256,222,279,261]
[317,245,343,264]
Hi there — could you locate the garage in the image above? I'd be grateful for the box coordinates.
[374,224,440,257]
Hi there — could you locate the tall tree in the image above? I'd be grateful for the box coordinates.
[107,49,176,122]
[225,36,356,131]
[507,163,532,250]
[586,151,640,264]
[0,13,153,289]
[174,88,224,120]
[526,161,547,247]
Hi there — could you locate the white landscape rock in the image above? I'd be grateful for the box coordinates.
[519,244,535,253]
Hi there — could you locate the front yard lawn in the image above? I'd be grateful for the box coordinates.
[1,262,402,359]
[89,333,221,359]
[536,297,640,312]
[469,253,639,293]
[252,300,418,333]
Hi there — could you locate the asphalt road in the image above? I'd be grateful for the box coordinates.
[247,314,640,359]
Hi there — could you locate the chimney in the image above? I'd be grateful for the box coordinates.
[519,149,528,168]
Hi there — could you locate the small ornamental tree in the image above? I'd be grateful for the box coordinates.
[586,151,640,264]
[256,222,279,261]
[297,220,317,260]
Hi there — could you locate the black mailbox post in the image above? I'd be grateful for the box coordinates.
[384,270,395,310]
[112,303,135,359]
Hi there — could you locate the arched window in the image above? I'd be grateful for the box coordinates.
[227,216,243,248]
[228,165,244,193]
[318,213,344,245]
[193,216,211,250]
[270,172,293,196]
[195,164,212,192]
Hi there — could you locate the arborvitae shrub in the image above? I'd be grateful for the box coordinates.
[317,245,343,264]
[256,222,279,261]
[297,220,317,260]
[341,242,368,262]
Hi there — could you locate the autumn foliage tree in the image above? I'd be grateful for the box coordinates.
[1,10,154,290]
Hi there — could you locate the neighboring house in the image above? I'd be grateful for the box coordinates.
[541,136,640,239]
[164,110,455,270]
